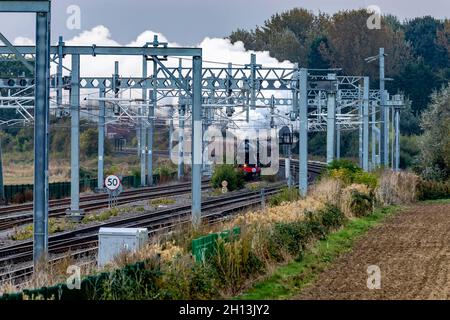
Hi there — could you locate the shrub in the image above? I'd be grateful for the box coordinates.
[267,205,345,261]
[327,159,362,174]
[349,190,374,217]
[154,162,176,184]
[417,179,450,200]
[326,160,378,189]
[353,171,378,189]
[318,205,346,230]
[211,165,244,191]
[210,235,264,293]
[342,184,374,217]
[328,168,354,185]
[268,221,312,261]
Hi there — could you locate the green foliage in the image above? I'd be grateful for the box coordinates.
[80,128,98,159]
[326,160,378,189]
[154,163,176,183]
[211,165,244,191]
[390,61,444,116]
[268,205,345,261]
[210,236,264,292]
[417,84,450,181]
[83,208,121,224]
[348,190,374,217]
[105,166,119,176]
[268,187,301,207]
[400,134,421,169]
[149,198,176,207]
[237,206,399,300]
[327,159,362,174]
[229,10,450,160]
[417,179,450,200]
[404,16,449,70]
[10,218,75,240]
[352,171,378,189]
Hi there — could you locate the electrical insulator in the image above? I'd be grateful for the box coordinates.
[289,111,297,122]
[226,107,234,117]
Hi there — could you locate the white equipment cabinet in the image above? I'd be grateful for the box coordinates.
[98,228,148,267]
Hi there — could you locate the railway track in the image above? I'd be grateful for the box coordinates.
[0,162,326,285]
[0,183,288,284]
[0,160,324,231]
[0,180,211,231]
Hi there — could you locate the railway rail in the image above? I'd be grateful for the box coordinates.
[0,180,210,231]
[0,161,326,285]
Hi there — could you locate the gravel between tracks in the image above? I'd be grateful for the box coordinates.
[296,202,450,300]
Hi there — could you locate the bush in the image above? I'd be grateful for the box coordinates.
[353,171,378,189]
[318,205,346,230]
[268,221,312,261]
[326,159,378,189]
[341,184,374,217]
[211,165,244,191]
[267,205,345,261]
[210,235,264,293]
[155,164,175,184]
[327,159,362,174]
[417,179,450,200]
[348,190,374,217]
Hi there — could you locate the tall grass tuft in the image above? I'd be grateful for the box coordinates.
[376,171,419,205]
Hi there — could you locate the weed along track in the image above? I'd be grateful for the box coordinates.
[0,163,326,286]
[295,202,450,300]
[0,185,284,285]
[0,179,211,231]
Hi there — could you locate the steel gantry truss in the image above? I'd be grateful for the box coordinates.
[0,1,404,268]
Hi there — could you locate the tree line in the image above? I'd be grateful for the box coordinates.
[229,8,450,135]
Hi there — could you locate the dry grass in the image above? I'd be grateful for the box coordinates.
[3,156,71,185]
[309,178,344,208]
[0,251,97,297]
[3,171,417,298]
[341,184,373,218]
[376,170,419,205]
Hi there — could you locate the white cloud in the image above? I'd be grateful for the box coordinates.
[14,26,294,126]
[14,25,293,76]
[12,37,35,46]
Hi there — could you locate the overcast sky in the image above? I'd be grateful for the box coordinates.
[0,0,449,46]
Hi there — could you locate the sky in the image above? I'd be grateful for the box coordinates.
[0,0,448,46]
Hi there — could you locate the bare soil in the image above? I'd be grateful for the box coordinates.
[296,202,450,300]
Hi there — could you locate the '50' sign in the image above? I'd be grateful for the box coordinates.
[104,175,121,191]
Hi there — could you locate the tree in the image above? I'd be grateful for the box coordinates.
[229,8,323,66]
[80,128,100,159]
[389,60,442,116]
[308,36,331,69]
[319,10,411,79]
[229,29,257,51]
[398,99,421,135]
[404,16,449,70]
[418,83,450,181]
[437,19,450,56]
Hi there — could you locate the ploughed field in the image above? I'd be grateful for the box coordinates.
[296,202,450,300]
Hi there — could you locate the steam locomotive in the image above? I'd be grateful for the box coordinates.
[237,138,265,179]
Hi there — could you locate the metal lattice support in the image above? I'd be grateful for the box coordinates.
[68,54,82,218]
[298,68,308,196]
[98,88,106,190]
[0,0,52,267]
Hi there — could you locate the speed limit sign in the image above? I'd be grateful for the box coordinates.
[105,175,121,191]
